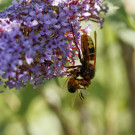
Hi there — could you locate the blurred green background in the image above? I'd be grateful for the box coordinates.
[0,0,135,135]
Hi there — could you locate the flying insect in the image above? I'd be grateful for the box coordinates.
[66,25,97,99]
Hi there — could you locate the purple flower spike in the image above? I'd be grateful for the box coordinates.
[0,0,108,89]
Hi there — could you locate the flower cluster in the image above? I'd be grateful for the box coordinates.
[0,0,108,89]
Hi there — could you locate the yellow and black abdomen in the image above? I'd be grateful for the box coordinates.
[81,33,89,58]
[87,35,95,60]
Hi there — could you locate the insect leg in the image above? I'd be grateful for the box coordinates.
[65,65,81,68]
[79,91,85,100]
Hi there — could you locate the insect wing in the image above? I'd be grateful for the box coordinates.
[94,31,97,67]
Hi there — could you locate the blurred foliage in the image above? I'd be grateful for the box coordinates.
[0,0,135,135]
[0,0,12,11]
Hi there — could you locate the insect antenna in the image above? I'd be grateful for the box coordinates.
[79,91,85,101]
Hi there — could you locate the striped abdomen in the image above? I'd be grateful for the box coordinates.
[87,35,95,60]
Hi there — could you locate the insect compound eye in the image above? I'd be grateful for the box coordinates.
[68,85,77,93]
[68,88,76,93]
[67,78,78,93]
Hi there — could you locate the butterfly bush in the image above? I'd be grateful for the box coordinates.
[0,0,108,89]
